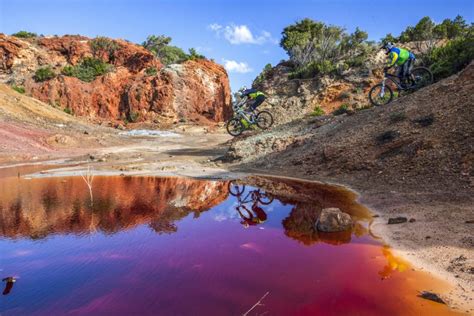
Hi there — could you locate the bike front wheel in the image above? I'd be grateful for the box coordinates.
[256,111,273,130]
[226,118,245,137]
[369,84,393,106]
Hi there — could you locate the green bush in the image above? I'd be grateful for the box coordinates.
[142,34,190,65]
[90,37,119,61]
[187,48,205,61]
[34,66,56,82]
[333,103,349,115]
[145,67,158,76]
[11,85,25,94]
[430,31,474,80]
[63,108,74,115]
[310,106,325,116]
[11,31,37,38]
[62,57,113,82]
[254,63,273,85]
[128,111,140,123]
[289,60,336,79]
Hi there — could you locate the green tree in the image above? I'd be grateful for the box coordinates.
[142,35,189,65]
[187,48,205,60]
[430,28,474,79]
[61,57,113,82]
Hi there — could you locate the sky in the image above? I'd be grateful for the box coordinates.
[1,0,473,91]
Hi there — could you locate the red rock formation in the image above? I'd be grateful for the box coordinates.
[0,34,232,124]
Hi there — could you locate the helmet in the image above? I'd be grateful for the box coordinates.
[382,42,394,54]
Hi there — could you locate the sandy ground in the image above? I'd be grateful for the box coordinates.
[0,127,472,314]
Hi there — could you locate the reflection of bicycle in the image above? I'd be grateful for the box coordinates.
[227,182,274,205]
[227,181,273,227]
[369,67,433,106]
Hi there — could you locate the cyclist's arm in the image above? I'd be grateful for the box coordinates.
[387,52,398,68]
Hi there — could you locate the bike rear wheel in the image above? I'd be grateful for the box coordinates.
[226,118,245,137]
[410,67,433,90]
[256,111,273,130]
[369,84,393,106]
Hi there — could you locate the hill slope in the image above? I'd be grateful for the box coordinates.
[225,63,474,312]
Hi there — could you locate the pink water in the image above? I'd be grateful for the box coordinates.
[0,171,458,315]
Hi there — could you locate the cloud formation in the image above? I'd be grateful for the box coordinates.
[222,59,253,73]
[208,23,277,45]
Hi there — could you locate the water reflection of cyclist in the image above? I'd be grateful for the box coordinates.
[237,204,268,228]
[228,181,273,228]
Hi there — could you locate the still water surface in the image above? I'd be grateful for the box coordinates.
[0,168,458,315]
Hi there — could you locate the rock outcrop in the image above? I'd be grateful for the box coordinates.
[0,34,232,125]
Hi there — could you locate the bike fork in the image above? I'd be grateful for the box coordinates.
[380,78,386,97]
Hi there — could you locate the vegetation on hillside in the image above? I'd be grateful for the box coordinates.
[381,15,473,77]
[62,57,113,82]
[90,37,120,62]
[142,35,204,65]
[280,19,374,79]
[34,66,56,82]
[11,31,37,38]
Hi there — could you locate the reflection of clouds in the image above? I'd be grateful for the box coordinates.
[8,249,33,258]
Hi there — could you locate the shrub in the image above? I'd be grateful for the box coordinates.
[187,48,205,61]
[11,85,25,94]
[63,108,73,115]
[34,66,56,82]
[90,37,119,61]
[145,67,158,76]
[61,57,112,82]
[254,63,273,85]
[333,103,349,115]
[310,106,325,116]
[289,60,336,79]
[128,111,140,123]
[11,31,37,38]
[429,31,474,80]
[142,34,188,65]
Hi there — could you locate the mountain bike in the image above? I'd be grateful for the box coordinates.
[369,66,433,106]
[226,97,273,137]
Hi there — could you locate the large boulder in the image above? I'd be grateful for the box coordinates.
[316,207,353,232]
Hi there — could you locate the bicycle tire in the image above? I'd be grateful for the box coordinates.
[410,67,433,89]
[369,83,393,106]
[226,118,244,137]
[257,194,274,205]
[256,111,273,130]
[228,181,245,196]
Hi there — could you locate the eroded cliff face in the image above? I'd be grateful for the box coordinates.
[0,34,232,125]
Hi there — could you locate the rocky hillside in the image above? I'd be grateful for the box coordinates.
[0,34,232,125]
[227,62,473,192]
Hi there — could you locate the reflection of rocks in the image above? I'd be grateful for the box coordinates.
[282,203,367,246]
[0,177,228,239]
[242,176,369,246]
[316,208,353,232]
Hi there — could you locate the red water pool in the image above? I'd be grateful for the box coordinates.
[0,172,458,315]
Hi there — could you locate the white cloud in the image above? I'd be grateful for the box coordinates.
[208,23,277,45]
[223,59,253,73]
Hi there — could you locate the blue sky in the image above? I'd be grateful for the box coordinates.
[1,0,473,91]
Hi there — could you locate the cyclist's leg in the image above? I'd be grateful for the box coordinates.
[250,95,266,111]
